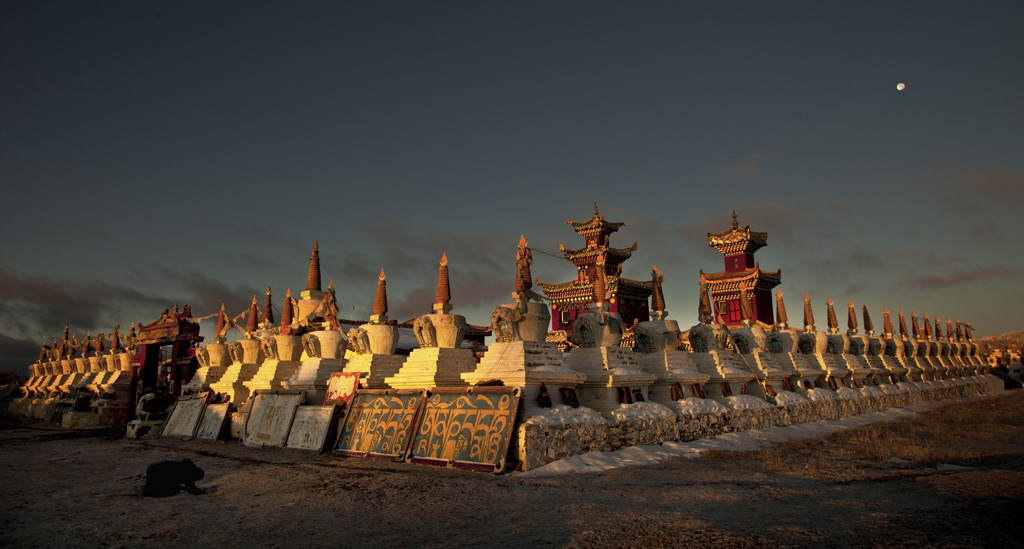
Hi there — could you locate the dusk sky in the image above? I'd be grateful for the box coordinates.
[2,2,1021,374]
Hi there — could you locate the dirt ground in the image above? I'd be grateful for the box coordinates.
[2,391,1023,548]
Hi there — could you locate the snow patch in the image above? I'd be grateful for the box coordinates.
[523,405,606,426]
[772,390,810,406]
[806,388,840,401]
[611,401,675,421]
[675,397,729,416]
[725,394,774,410]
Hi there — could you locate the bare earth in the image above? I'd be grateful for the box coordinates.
[2,391,1023,548]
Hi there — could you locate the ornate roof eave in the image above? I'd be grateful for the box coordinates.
[706,226,768,255]
[567,212,625,233]
[539,276,653,293]
[558,243,638,261]
[701,266,782,285]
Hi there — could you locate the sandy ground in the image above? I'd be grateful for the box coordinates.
[2,391,1023,548]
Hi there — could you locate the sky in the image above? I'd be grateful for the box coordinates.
[2,1,1022,374]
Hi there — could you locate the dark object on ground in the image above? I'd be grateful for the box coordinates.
[142,459,205,497]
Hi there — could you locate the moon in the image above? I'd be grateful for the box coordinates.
[897,83,906,91]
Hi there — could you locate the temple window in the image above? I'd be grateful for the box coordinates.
[727,300,741,323]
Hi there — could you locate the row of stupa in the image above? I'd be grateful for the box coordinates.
[170,208,993,419]
[13,208,995,425]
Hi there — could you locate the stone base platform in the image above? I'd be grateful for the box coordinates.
[514,375,1003,471]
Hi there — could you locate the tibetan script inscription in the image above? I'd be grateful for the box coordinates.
[335,390,425,461]
[408,386,520,473]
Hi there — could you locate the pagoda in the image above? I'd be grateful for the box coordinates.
[539,204,653,332]
[701,211,781,327]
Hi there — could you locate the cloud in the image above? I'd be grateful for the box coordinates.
[735,152,760,177]
[153,267,261,318]
[919,165,1024,243]
[0,332,40,377]
[0,266,170,342]
[319,223,518,322]
[907,264,1015,290]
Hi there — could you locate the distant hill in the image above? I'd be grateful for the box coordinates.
[977,330,1024,353]
[978,330,1024,342]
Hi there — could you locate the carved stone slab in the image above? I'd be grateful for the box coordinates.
[408,386,521,473]
[286,405,340,452]
[194,403,230,440]
[243,390,305,447]
[161,392,210,439]
[335,389,426,461]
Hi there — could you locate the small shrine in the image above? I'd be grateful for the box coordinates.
[539,204,653,333]
[131,305,203,413]
[702,211,781,326]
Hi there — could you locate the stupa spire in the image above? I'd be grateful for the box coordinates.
[216,303,227,336]
[651,265,666,315]
[593,253,607,304]
[826,298,838,334]
[955,318,963,341]
[882,308,893,338]
[923,314,932,339]
[374,269,388,317]
[246,295,259,333]
[731,210,738,229]
[111,325,121,351]
[862,305,874,336]
[435,252,451,305]
[307,241,321,292]
[912,312,920,339]
[281,288,294,327]
[775,290,788,327]
[739,282,753,325]
[515,235,533,293]
[262,287,274,326]
[946,317,954,341]
[898,310,908,339]
[934,316,942,340]
[847,300,858,334]
[698,273,713,324]
[803,293,815,331]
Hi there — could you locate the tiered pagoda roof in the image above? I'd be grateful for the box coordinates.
[707,211,769,256]
[567,203,625,237]
[700,264,781,291]
[538,276,653,305]
[539,205,653,331]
